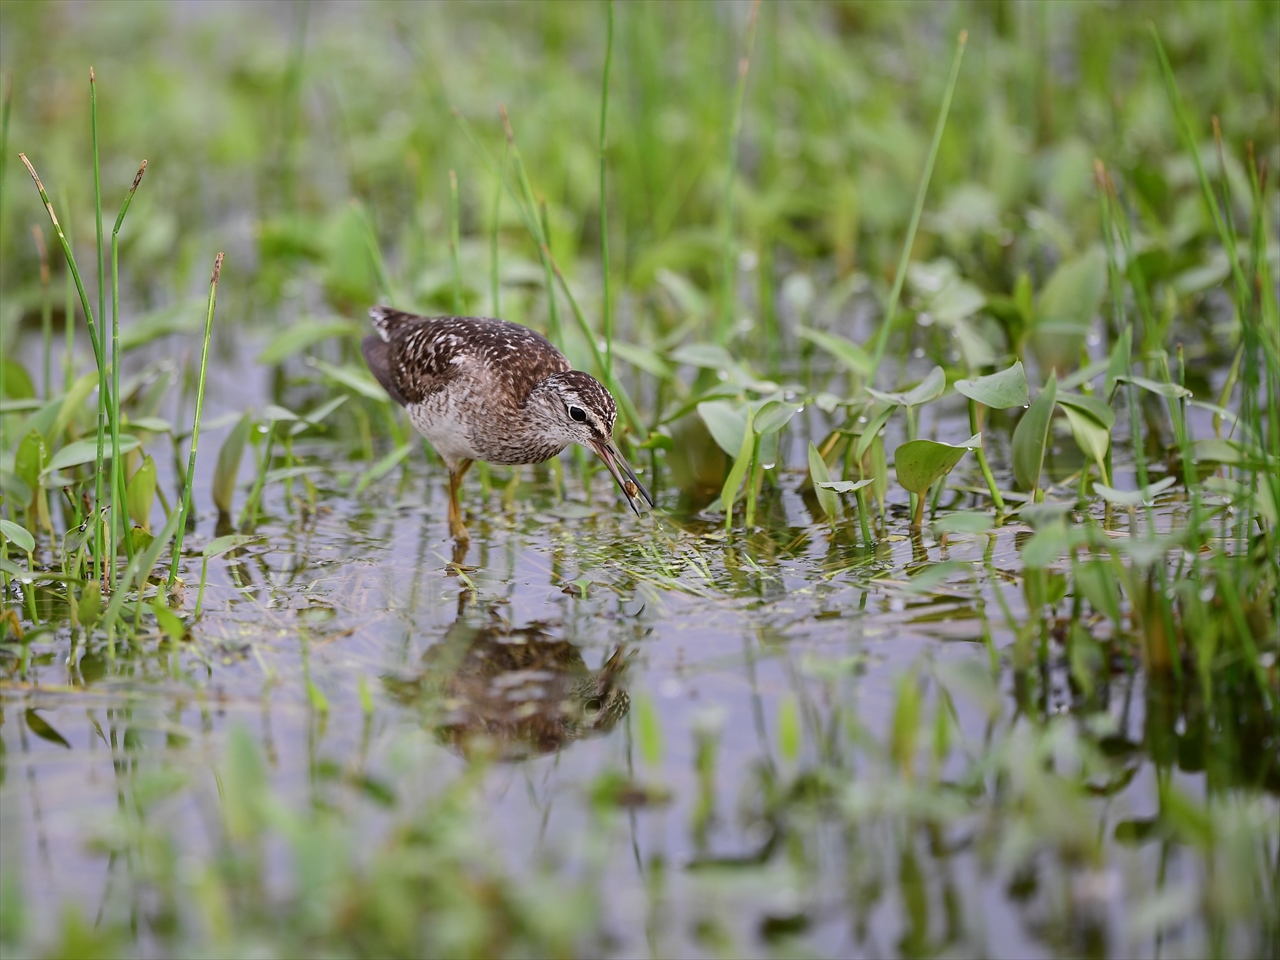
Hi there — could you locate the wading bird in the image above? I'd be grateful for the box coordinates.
[361,307,653,540]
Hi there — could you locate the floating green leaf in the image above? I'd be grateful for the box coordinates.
[954,360,1029,409]
[1012,375,1058,493]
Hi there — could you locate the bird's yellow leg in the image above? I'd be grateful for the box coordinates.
[448,458,474,540]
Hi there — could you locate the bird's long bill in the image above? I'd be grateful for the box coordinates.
[591,439,655,517]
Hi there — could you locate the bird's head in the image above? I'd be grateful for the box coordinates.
[528,371,654,515]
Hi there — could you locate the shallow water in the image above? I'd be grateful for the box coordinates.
[4,402,1275,958]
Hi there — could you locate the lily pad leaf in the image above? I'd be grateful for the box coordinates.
[955,361,1029,409]
[894,434,981,497]
[1012,376,1057,493]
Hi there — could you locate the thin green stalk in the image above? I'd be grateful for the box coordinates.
[31,225,53,397]
[455,106,644,436]
[868,30,968,371]
[0,75,10,434]
[111,160,147,578]
[240,425,276,532]
[855,486,872,547]
[490,141,507,315]
[598,0,615,376]
[969,399,1003,510]
[90,68,107,586]
[715,0,761,345]
[500,106,562,349]
[168,253,223,591]
[449,169,462,313]
[1150,26,1250,307]
[62,190,75,394]
[20,158,116,521]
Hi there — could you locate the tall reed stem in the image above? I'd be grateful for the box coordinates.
[490,142,507,315]
[868,30,967,371]
[90,69,108,584]
[31,226,52,397]
[111,160,147,578]
[0,77,10,432]
[598,0,615,377]
[500,106,563,349]
[168,253,223,592]
[449,169,462,313]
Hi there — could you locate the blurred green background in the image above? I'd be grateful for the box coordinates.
[2,0,1274,343]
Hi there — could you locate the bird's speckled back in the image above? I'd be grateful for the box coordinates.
[363,308,570,409]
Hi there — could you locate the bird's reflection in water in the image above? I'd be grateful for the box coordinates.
[385,599,631,760]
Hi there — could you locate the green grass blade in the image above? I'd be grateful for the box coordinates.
[715,0,761,344]
[449,169,462,313]
[599,0,615,378]
[168,253,223,590]
[868,30,968,371]
[111,161,147,575]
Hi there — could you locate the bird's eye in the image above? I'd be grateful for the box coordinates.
[568,405,587,423]
[584,698,602,716]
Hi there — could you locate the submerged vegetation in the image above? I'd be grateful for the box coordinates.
[0,1,1277,957]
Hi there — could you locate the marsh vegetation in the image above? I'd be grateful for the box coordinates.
[0,2,1277,957]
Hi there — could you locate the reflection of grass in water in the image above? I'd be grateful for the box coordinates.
[0,1,1278,956]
